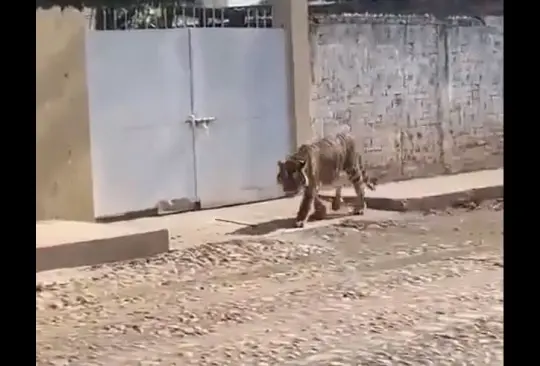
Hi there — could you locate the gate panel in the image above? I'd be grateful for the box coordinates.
[190,28,290,209]
[86,30,196,218]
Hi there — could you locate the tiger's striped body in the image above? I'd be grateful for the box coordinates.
[277,132,377,228]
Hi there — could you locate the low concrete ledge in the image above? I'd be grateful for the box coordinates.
[320,169,503,213]
[36,221,170,272]
[364,184,503,212]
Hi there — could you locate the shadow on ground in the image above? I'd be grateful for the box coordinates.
[227,213,347,236]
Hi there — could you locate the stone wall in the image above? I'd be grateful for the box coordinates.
[309,14,503,182]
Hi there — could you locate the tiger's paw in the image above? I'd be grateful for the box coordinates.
[351,208,365,216]
[294,220,305,228]
[310,206,327,221]
[331,197,342,211]
[309,214,326,221]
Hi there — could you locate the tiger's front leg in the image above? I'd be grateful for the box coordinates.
[295,189,314,228]
[295,188,327,227]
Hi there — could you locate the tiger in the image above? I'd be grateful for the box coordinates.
[276,132,378,228]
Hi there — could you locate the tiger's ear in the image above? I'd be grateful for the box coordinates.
[277,160,284,168]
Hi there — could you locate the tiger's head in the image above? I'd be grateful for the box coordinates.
[276,159,307,195]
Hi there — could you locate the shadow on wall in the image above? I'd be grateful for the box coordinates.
[41,2,273,29]
[308,0,503,18]
[37,0,504,20]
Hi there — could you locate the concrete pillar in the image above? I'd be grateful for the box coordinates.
[36,7,95,221]
[271,0,312,149]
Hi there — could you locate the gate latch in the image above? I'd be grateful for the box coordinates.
[186,114,216,128]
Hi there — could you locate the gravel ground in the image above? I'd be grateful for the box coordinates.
[36,201,503,365]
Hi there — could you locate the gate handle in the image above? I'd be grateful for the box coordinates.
[186,114,216,127]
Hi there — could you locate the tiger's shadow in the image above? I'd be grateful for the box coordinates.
[227,212,346,236]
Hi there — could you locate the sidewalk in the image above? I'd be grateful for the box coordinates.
[320,168,503,211]
[125,168,502,249]
[36,220,168,272]
[121,196,404,250]
[36,169,503,272]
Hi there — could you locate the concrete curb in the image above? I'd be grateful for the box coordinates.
[334,184,503,212]
[36,226,169,273]
[37,170,502,273]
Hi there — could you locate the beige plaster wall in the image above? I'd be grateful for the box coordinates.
[36,7,94,221]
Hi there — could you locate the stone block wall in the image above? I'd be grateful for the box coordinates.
[309,14,503,182]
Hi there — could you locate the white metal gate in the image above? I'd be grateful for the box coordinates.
[85,3,290,218]
[190,28,289,209]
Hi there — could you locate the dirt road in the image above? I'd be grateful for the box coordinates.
[36,202,503,365]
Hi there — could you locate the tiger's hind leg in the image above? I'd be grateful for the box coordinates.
[345,166,366,216]
[351,181,366,215]
[331,186,343,211]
